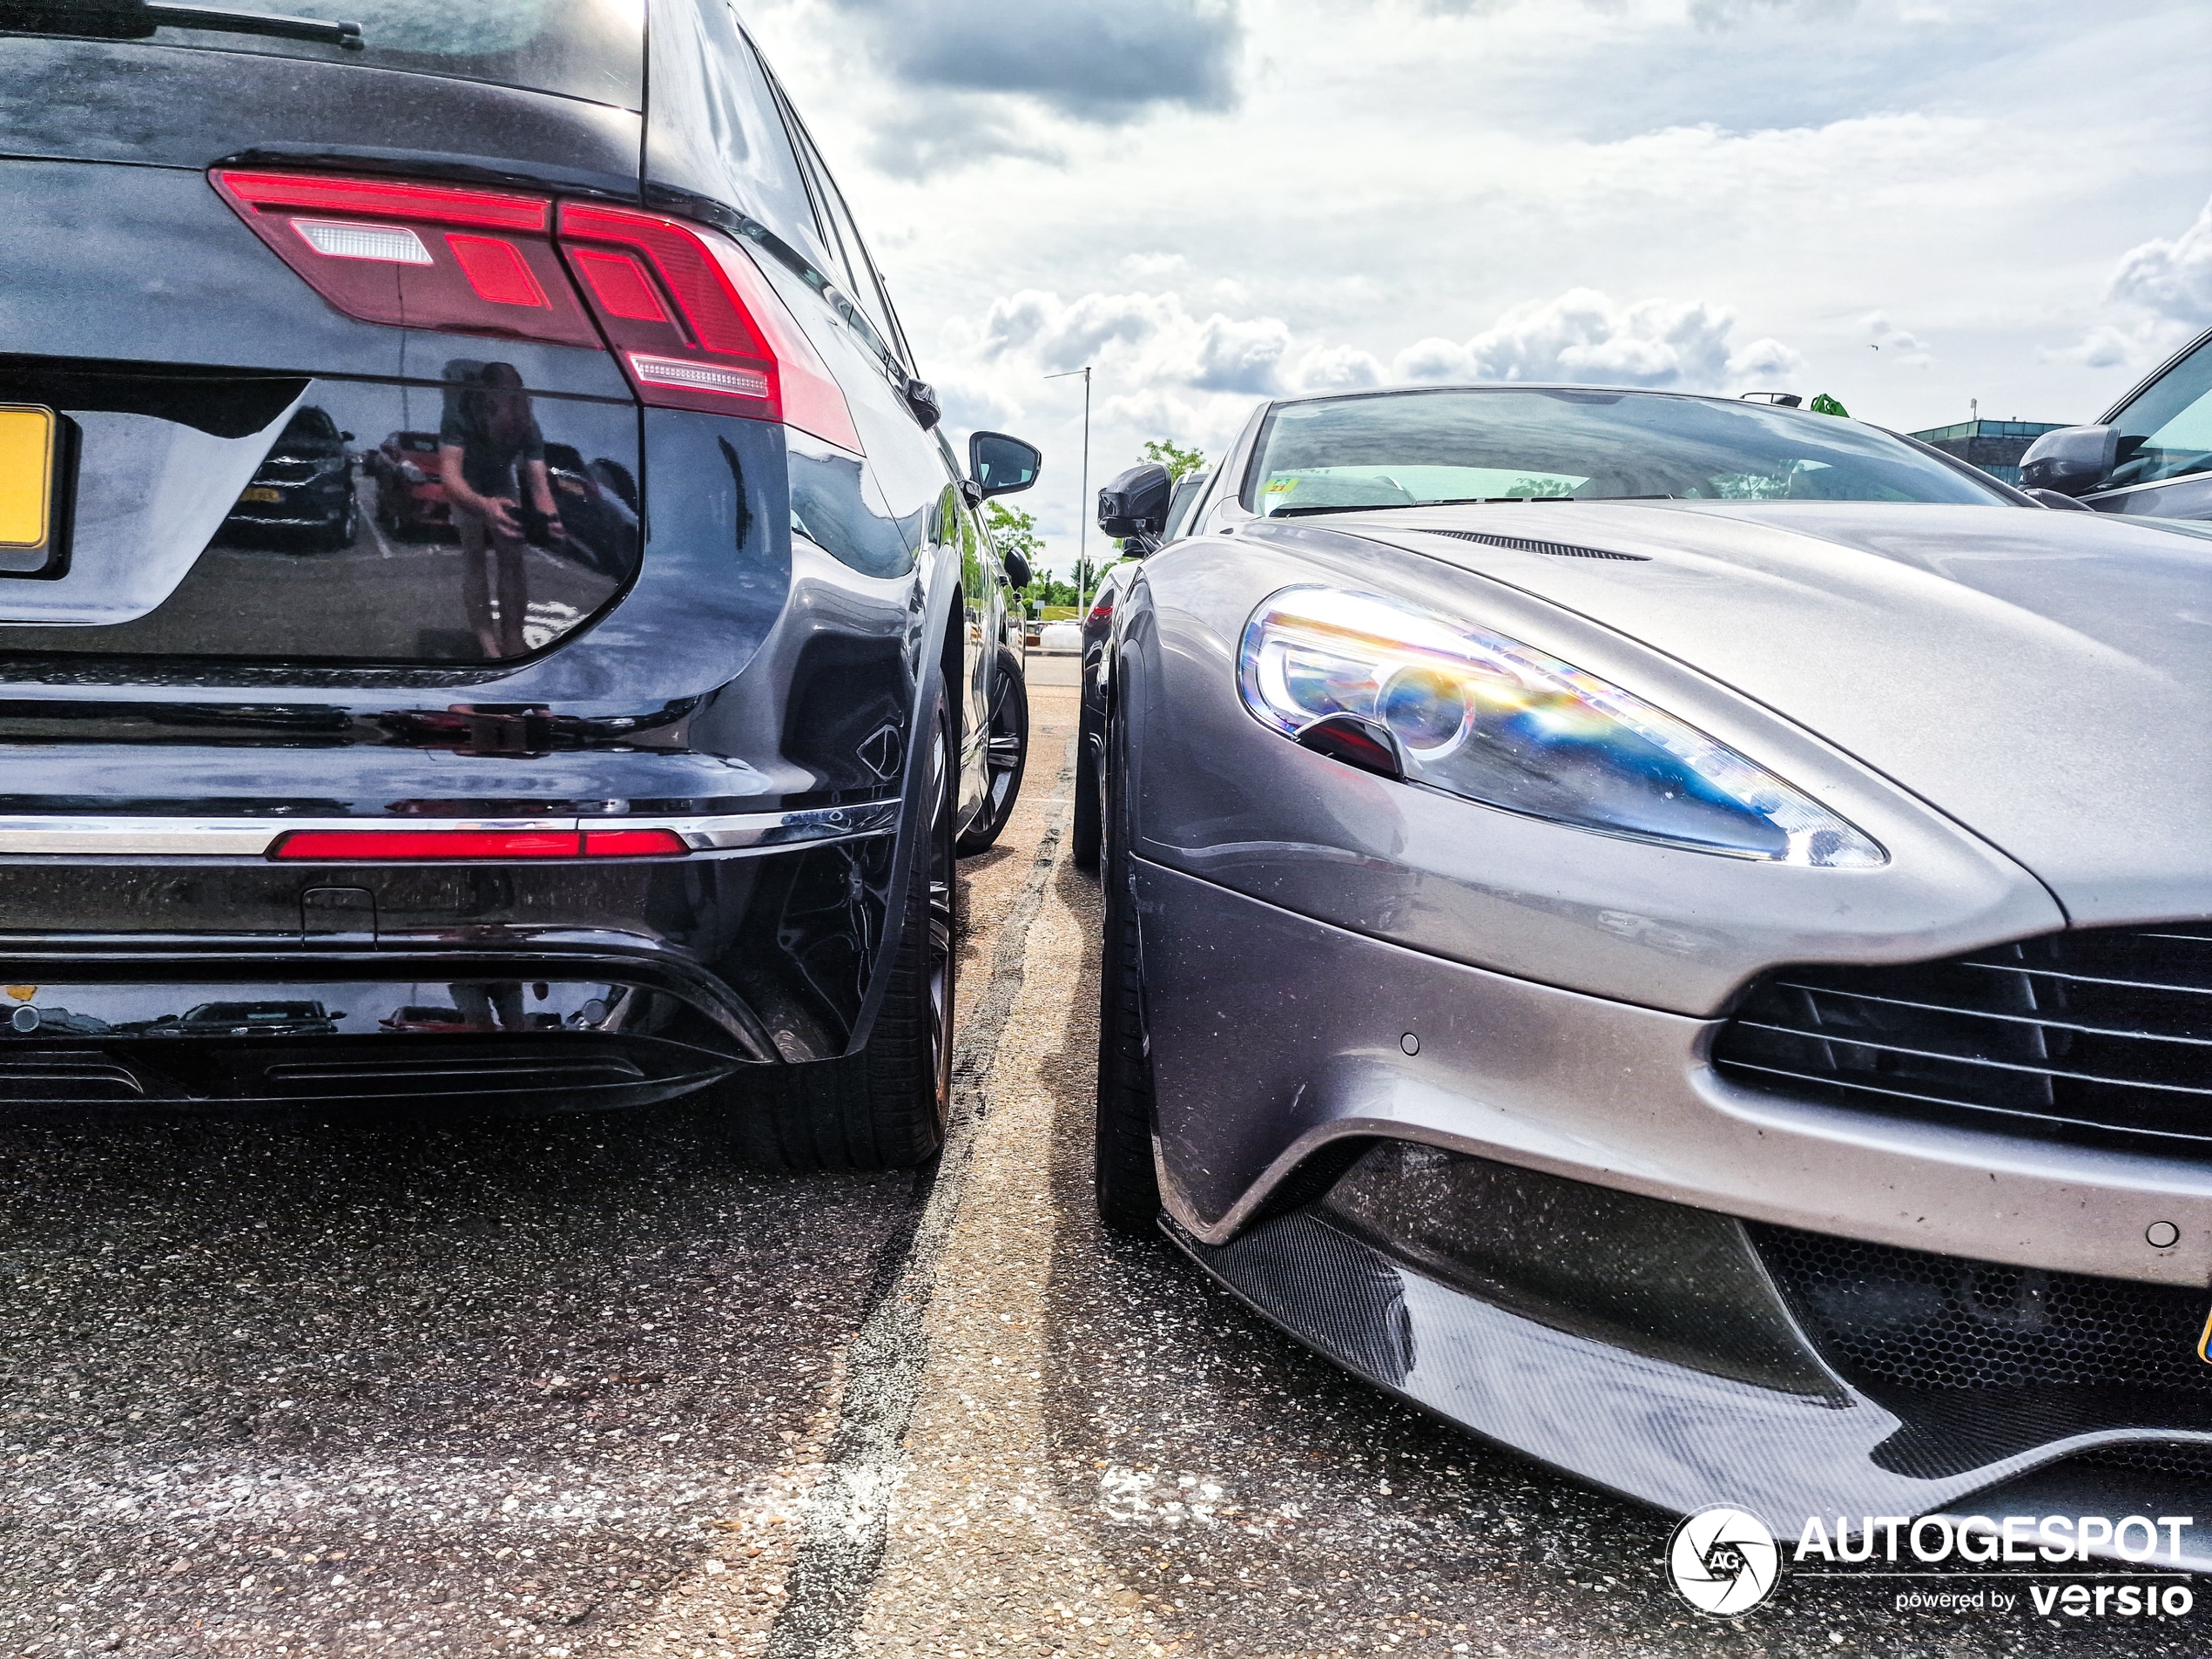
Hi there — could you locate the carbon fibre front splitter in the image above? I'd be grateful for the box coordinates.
[1163,1206,2212,1569]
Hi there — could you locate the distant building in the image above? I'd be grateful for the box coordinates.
[1908,419,2067,488]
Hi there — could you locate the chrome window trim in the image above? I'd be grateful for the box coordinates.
[0,803,900,858]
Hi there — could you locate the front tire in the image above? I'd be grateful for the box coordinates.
[955,647,1028,856]
[732,682,957,1170]
[1069,699,1103,871]
[1095,698,1161,1234]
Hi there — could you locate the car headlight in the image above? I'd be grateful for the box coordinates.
[1238,587,1885,867]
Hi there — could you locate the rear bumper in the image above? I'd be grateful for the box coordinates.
[0,812,906,1113]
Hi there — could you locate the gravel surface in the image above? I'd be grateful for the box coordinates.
[0,681,2195,1657]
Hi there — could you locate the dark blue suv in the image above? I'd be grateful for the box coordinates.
[0,0,1041,1167]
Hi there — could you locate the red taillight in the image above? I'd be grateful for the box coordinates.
[557,201,862,453]
[269,827,691,861]
[1087,590,1116,626]
[212,170,866,452]
[212,169,599,348]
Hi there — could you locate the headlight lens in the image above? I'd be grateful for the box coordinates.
[1238,587,1885,867]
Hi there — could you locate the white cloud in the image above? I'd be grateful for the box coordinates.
[746,0,2212,550]
[1865,312,1932,368]
[2108,195,2212,326]
[2043,195,2212,374]
[1387,288,1799,390]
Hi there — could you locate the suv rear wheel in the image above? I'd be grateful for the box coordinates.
[732,680,956,1170]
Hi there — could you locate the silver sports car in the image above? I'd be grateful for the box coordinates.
[1091,386,2211,1561]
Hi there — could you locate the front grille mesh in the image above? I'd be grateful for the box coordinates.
[1713,924,2212,1151]
[1754,1225,2212,1395]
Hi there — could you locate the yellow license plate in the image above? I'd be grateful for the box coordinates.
[0,405,56,550]
[239,486,285,503]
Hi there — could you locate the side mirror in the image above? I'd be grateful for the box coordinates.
[1001,549,1031,590]
[970,431,1042,497]
[1098,462,1172,538]
[328,1010,348,1021]
[902,377,941,431]
[2018,424,2118,497]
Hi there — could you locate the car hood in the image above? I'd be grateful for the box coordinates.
[1324,500,2212,923]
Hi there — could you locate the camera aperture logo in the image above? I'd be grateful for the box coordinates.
[1669,1506,1782,1615]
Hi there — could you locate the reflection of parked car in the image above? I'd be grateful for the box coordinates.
[0,1,1039,1162]
[541,442,640,575]
[221,406,357,550]
[368,429,448,538]
[2020,323,2212,521]
[3,1004,113,1036]
[154,1001,342,1037]
[1093,383,2212,1559]
[378,1005,472,1033]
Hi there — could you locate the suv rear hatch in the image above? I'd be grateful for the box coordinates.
[0,10,646,664]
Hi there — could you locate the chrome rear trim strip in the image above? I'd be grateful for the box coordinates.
[0,803,900,858]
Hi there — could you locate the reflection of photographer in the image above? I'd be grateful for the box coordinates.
[439,361,563,658]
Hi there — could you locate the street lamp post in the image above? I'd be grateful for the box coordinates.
[1044,365,1092,612]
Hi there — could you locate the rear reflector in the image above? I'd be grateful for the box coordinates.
[558,200,863,452]
[581,828,690,857]
[271,827,693,860]
[273,829,582,861]
[212,169,599,348]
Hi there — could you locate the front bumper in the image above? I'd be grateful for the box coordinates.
[1141,860,2212,1541]
[1137,859,2212,1288]
[1170,1166,2211,1563]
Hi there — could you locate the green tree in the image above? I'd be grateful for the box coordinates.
[984,501,1043,564]
[1141,438,1207,480]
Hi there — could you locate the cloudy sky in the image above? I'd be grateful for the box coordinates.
[742,0,2212,570]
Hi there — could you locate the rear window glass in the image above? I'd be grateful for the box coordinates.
[112,0,643,110]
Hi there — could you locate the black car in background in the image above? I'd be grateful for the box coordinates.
[0,0,1040,1166]
[219,404,358,550]
[1069,465,1204,867]
[2021,323,2212,520]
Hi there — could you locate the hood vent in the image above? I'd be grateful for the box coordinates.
[1426,529,1649,562]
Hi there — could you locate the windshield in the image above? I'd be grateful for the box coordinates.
[2104,332,2212,491]
[1244,389,2005,515]
[9,0,644,110]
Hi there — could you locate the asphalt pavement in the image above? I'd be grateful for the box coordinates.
[0,683,2195,1658]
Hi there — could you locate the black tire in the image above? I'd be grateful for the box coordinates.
[955,646,1028,856]
[1069,699,1103,872]
[1095,697,1162,1234]
[732,682,957,1170]
[317,496,358,552]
